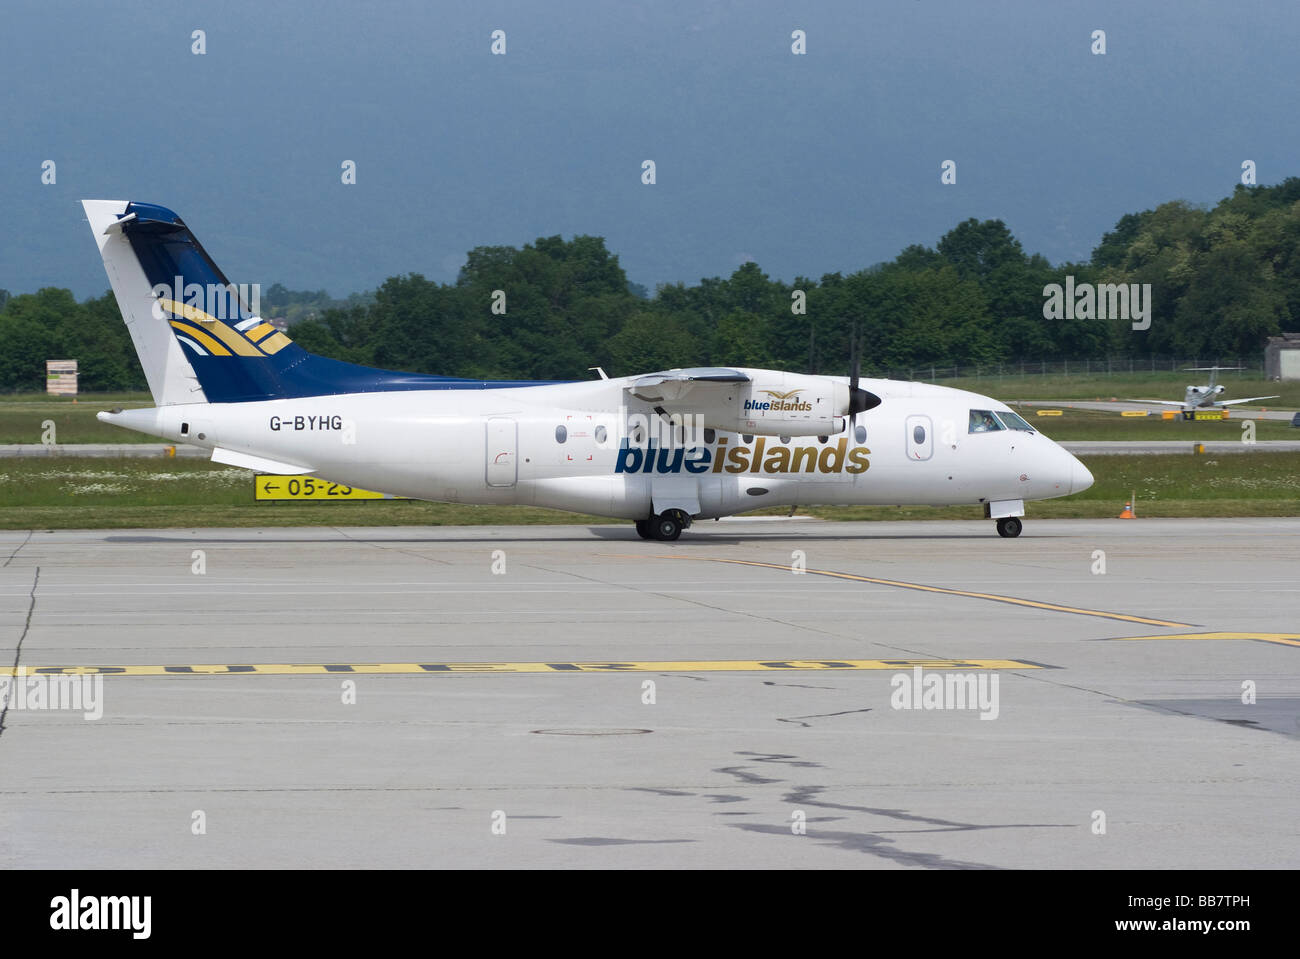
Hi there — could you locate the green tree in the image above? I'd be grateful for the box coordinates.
[937,219,1026,280]
[606,312,696,375]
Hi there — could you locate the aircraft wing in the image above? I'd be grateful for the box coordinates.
[627,368,751,404]
[1217,395,1280,406]
[1133,400,1191,407]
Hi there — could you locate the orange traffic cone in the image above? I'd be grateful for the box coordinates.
[1118,501,1136,519]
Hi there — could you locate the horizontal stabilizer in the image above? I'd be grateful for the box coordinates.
[210,447,315,475]
[101,212,137,235]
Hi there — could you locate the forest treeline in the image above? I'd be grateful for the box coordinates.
[3,178,1298,391]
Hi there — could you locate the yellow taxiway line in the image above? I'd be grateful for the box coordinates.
[1108,632,1300,648]
[2,658,1042,677]
[634,555,1196,628]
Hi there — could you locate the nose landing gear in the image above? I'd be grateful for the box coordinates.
[996,516,1023,538]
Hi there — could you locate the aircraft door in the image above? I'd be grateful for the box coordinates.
[485,418,517,487]
[905,414,933,461]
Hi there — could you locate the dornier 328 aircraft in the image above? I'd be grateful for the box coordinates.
[82,200,1093,540]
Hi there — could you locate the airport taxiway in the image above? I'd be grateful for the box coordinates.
[1019,399,1297,421]
[0,519,1296,869]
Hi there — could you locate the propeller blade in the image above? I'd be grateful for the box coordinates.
[845,325,879,424]
[848,325,858,426]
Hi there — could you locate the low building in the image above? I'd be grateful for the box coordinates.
[1264,333,1300,380]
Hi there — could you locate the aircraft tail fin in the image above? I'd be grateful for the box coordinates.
[82,200,209,405]
[82,200,507,404]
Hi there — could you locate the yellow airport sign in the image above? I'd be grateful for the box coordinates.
[1120,410,1148,417]
[255,474,398,500]
[1035,409,1063,416]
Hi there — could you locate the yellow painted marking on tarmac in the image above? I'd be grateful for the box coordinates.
[630,555,1195,628]
[1111,632,1300,648]
[1,659,1041,678]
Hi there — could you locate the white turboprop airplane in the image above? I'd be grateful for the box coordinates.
[82,199,1093,539]
[1136,367,1278,414]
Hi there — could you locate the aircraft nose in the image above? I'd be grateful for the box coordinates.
[1071,458,1094,494]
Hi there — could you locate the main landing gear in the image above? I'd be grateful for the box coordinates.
[995,516,1023,538]
[635,510,690,541]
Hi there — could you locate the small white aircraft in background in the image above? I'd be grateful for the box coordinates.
[1138,367,1278,414]
[82,199,1092,539]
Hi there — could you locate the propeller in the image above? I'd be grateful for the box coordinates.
[846,324,880,425]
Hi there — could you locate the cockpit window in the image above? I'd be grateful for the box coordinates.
[997,410,1036,432]
[968,409,1005,433]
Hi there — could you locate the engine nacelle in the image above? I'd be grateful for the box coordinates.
[626,368,881,439]
[704,373,847,437]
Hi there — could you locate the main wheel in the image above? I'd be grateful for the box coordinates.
[996,516,1023,538]
[634,519,654,539]
[652,512,683,541]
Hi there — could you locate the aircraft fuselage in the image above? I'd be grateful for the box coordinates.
[101,373,1091,521]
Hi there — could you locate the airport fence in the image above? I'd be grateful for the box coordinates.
[866,356,1267,383]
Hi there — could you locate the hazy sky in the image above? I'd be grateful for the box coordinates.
[4,0,1299,300]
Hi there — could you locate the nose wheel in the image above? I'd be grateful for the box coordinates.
[996,516,1023,538]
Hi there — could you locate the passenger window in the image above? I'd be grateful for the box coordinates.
[854,425,867,444]
[779,435,791,444]
[594,425,607,444]
[968,410,1005,433]
[913,425,926,444]
[703,428,716,444]
[555,425,567,443]
[743,434,754,444]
